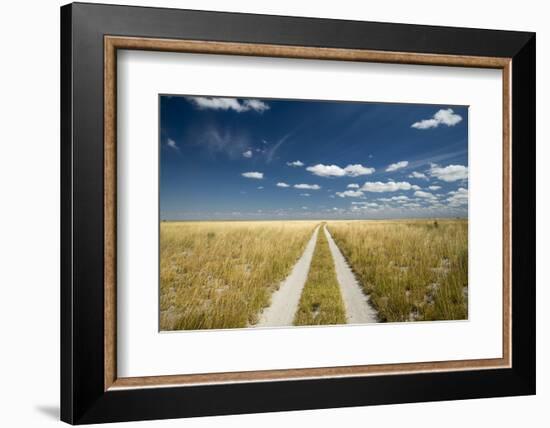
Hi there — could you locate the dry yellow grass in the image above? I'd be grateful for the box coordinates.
[160,220,318,330]
[294,226,346,326]
[327,219,468,322]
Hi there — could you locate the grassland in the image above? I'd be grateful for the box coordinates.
[294,226,347,326]
[327,219,468,322]
[160,220,318,330]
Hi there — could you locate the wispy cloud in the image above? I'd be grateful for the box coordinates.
[188,96,269,113]
[411,108,463,129]
[361,181,412,192]
[276,182,290,188]
[300,193,311,197]
[429,164,468,182]
[192,125,249,159]
[386,161,408,172]
[294,184,321,190]
[266,133,292,163]
[306,163,375,177]
[428,185,441,191]
[286,160,304,167]
[399,147,467,172]
[241,171,263,179]
[242,150,252,158]
[167,138,179,151]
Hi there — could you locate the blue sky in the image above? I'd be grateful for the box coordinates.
[160,95,468,220]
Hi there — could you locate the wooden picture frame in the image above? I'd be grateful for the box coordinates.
[61,2,535,424]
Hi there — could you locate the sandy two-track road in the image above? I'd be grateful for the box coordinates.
[255,224,377,327]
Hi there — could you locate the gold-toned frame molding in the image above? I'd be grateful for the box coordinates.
[104,36,512,391]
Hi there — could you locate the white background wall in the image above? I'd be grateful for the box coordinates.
[0,0,546,427]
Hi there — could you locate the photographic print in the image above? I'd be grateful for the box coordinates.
[159,95,469,331]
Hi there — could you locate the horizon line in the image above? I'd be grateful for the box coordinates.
[161,216,468,222]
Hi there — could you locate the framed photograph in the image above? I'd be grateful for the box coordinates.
[61,2,535,424]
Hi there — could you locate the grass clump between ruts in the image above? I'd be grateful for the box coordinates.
[294,225,347,326]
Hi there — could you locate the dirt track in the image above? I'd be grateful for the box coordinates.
[255,224,377,327]
[323,225,378,324]
[255,226,320,327]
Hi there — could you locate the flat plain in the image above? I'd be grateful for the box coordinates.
[160,218,468,331]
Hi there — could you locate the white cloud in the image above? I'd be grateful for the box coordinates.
[428,185,442,191]
[241,171,263,179]
[414,190,436,199]
[409,171,427,179]
[403,202,422,208]
[335,190,364,198]
[257,186,264,190]
[286,160,304,167]
[242,99,270,113]
[412,118,439,129]
[361,181,412,192]
[242,150,252,158]
[167,138,179,150]
[386,160,409,172]
[294,184,321,190]
[447,187,468,207]
[306,163,375,177]
[300,193,311,197]
[344,164,375,177]
[306,164,344,177]
[411,108,463,129]
[188,96,269,113]
[411,184,421,190]
[347,183,360,189]
[276,182,290,188]
[434,109,463,126]
[429,164,468,182]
